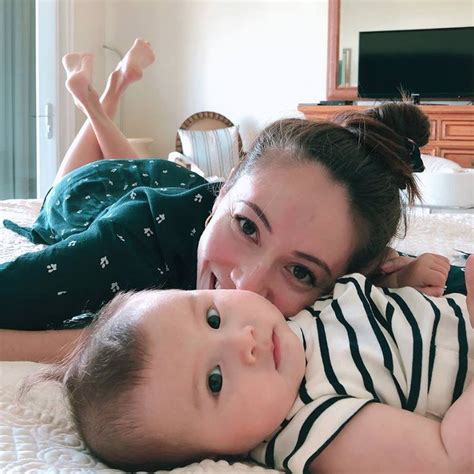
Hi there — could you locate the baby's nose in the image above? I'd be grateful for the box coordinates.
[233,325,257,365]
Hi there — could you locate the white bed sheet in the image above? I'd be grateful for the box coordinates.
[0,199,472,473]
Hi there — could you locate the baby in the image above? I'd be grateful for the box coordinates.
[37,258,474,473]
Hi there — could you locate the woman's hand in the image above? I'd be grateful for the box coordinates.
[378,252,450,296]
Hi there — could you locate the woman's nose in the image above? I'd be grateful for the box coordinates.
[231,325,257,365]
[230,264,271,300]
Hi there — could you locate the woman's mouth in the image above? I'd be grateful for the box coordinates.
[272,330,281,370]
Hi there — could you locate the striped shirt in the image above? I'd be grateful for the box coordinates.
[251,273,473,473]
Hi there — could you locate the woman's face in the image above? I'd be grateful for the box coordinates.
[197,161,358,316]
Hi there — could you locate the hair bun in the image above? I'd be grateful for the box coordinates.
[333,102,428,201]
[364,102,430,148]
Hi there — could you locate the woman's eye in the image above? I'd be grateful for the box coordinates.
[288,264,316,287]
[208,366,223,394]
[207,308,221,329]
[237,216,257,238]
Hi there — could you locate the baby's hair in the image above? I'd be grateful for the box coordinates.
[21,291,171,471]
[223,102,429,274]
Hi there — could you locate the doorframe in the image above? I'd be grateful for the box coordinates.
[36,0,76,198]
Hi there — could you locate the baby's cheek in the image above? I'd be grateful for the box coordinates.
[258,380,293,425]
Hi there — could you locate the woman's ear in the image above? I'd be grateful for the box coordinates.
[211,164,240,214]
[211,193,222,214]
[227,166,236,178]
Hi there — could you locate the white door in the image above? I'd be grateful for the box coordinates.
[36,0,74,198]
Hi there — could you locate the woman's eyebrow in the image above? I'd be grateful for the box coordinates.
[239,200,272,232]
[293,251,332,277]
[238,200,332,277]
[238,199,332,278]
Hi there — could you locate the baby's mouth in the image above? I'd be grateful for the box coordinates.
[272,330,281,370]
[210,272,221,290]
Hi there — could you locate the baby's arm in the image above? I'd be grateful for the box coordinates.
[0,328,84,362]
[376,252,450,296]
[311,395,473,474]
[441,382,474,469]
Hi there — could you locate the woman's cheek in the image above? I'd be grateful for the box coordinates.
[202,219,234,260]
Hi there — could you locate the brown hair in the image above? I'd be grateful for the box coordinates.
[21,291,164,471]
[223,102,429,273]
[22,290,213,471]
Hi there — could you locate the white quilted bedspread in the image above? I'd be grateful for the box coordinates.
[0,200,44,264]
[0,200,472,472]
[0,363,277,473]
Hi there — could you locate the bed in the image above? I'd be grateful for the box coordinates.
[1,199,472,473]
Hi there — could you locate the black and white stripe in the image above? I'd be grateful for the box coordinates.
[251,273,472,473]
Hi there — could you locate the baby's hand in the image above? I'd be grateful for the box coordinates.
[379,253,450,296]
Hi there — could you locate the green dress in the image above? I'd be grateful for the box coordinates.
[1,159,217,330]
[1,159,467,330]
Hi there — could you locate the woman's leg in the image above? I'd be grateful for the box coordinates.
[54,39,155,184]
[63,58,141,162]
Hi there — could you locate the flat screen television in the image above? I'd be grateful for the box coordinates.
[358,26,474,100]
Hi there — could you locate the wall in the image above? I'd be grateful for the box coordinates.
[70,0,328,156]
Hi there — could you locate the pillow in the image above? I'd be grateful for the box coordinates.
[178,126,240,178]
[420,154,463,173]
[415,171,474,207]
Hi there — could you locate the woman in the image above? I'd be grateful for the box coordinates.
[0,40,451,360]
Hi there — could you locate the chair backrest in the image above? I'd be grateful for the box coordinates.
[175,111,243,156]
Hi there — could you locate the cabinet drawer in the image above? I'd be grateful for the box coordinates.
[439,148,474,168]
[429,120,437,140]
[312,114,332,122]
[420,145,437,155]
[441,121,474,141]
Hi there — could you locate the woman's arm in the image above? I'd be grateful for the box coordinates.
[0,328,85,363]
[311,389,473,474]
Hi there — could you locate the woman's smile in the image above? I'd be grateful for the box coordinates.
[197,162,357,316]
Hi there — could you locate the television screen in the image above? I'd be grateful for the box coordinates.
[358,27,474,100]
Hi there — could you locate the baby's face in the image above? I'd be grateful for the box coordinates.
[136,289,305,458]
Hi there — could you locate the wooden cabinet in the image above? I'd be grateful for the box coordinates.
[298,105,474,168]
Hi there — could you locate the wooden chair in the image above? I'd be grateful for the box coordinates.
[170,111,243,178]
[175,111,243,157]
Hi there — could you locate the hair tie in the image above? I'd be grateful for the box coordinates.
[406,138,424,172]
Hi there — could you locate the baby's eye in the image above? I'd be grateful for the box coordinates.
[236,216,257,238]
[288,264,316,287]
[208,366,223,394]
[207,307,221,329]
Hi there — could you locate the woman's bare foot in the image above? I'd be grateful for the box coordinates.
[465,255,474,328]
[62,53,97,115]
[109,38,155,95]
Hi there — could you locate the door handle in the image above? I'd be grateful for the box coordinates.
[31,103,53,139]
